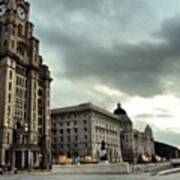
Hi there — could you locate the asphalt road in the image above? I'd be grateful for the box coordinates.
[0,173,180,180]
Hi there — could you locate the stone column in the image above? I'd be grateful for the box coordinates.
[36,152,39,167]
[21,151,25,169]
[11,151,15,170]
[31,151,34,168]
[28,150,32,171]
[0,148,5,166]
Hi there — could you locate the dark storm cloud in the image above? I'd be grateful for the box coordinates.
[29,0,180,147]
[31,0,180,98]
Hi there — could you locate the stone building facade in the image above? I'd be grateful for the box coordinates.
[51,103,155,164]
[133,126,155,163]
[51,103,122,163]
[114,103,155,163]
[114,104,135,163]
[0,0,52,170]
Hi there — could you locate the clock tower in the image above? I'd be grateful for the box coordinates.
[0,0,52,170]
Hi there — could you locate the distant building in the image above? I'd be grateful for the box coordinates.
[0,0,52,170]
[51,103,155,163]
[133,126,155,163]
[155,141,180,160]
[51,103,122,163]
[113,103,155,163]
[113,103,135,163]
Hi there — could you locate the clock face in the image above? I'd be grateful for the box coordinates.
[0,3,7,16]
[17,6,26,20]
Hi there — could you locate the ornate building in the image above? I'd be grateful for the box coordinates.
[114,103,135,163]
[51,103,155,164]
[113,103,155,163]
[51,103,122,163]
[0,0,52,170]
[155,141,180,160]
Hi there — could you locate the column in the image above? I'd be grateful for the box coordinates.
[21,151,25,169]
[34,152,38,167]
[28,150,32,171]
[36,152,39,167]
[0,149,5,166]
[11,151,15,170]
[31,151,34,168]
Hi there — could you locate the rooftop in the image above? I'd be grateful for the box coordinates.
[51,103,121,121]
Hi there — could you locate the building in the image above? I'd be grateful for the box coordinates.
[51,103,155,164]
[155,141,180,160]
[114,103,135,163]
[133,126,155,163]
[51,103,122,163]
[0,0,52,170]
[113,103,155,163]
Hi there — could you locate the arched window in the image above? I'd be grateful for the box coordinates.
[18,24,23,37]
[17,41,26,56]
[3,39,8,46]
[15,122,22,130]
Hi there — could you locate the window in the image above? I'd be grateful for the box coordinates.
[84,127,87,132]
[38,89,42,96]
[18,24,23,37]
[74,144,78,148]
[8,94,11,103]
[7,133,10,144]
[9,71,12,79]
[60,129,63,134]
[67,129,71,134]
[74,128,78,133]
[74,121,77,125]
[84,135,88,140]
[38,118,42,125]
[9,82,12,91]
[7,106,11,116]
[75,135,78,141]
[4,40,8,46]
[67,122,70,126]
[54,137,57,143]
[17,44,24,56]
[83,120,87,124]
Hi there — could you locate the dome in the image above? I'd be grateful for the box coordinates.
[113,103,127,115]
[145,124,152,132]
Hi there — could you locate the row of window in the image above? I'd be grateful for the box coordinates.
[53,143,89,150]
[53,112,89,120]
[7,70,13,125]
[54,127,88,135]
[54,134,88,143]
[16,76,27,88]
[54,119,87,127]
[0,23,24,37]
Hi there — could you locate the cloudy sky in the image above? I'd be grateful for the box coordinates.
[30,0,180,147]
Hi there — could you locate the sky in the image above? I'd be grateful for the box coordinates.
[29,0,180,147]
